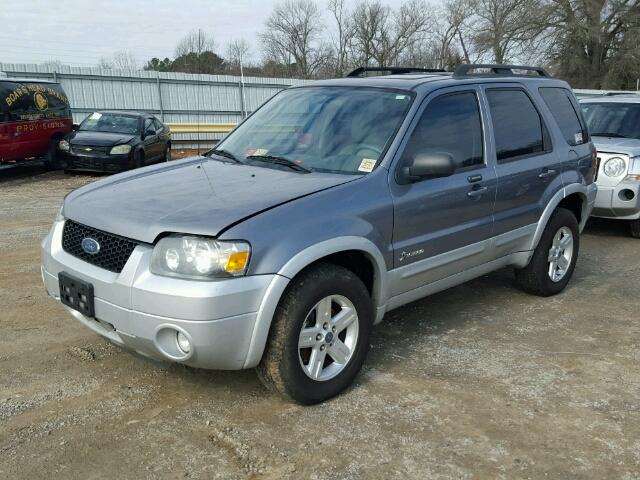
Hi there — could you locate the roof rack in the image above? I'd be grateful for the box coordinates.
[346,67,447,78]
[454,64,551,78]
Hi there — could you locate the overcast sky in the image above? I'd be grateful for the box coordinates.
[1,0,423,67]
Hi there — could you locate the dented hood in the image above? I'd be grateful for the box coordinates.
[63,156,355,243]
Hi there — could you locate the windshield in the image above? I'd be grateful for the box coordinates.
[79,112,140,135]
[213,86,414,174]
[581,102,640,139]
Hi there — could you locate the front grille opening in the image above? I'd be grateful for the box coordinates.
[61,220,140,273]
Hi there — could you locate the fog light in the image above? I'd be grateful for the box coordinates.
[176,331,191,353]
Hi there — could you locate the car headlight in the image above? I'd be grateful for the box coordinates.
[603,157,626,177]
[150,236,251,279]
[110,144,132,155]
[58,139,70,152]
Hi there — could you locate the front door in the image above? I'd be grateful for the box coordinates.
[389,87,496,297]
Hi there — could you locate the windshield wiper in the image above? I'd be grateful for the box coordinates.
[591,132,630,138]
[207,148,242,163]
[246,155,311,173]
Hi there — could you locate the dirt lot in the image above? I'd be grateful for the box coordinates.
[1,166,639,479]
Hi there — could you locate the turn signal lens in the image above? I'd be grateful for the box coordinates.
[225,251,250,273]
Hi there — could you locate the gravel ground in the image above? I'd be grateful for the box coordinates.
[1,166,639,479]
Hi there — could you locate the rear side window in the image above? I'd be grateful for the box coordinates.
[402,91,484,171]
[2,81,70,121]
[153,118,164,132]
[486,89,546,162]
[539,87,587,145]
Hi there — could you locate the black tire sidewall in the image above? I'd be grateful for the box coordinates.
[527,208,580,295]
[277,266,373,404]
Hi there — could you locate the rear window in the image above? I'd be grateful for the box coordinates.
[539,87,588,145]
[486,88,546,162]
[1,81,71,122]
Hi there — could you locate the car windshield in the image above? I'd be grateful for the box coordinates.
[581,102,640,139]
[212,86,414,174]
[79,112,140,135]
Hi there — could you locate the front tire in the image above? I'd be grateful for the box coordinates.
[630,219,640,238]
[257,263,373,404]
[515,207,579,297]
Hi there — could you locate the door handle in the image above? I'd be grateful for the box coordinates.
[538,169,556,179]
[467,174,483,183]
[467,186,488,198]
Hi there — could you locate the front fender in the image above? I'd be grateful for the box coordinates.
[242,236,389,369]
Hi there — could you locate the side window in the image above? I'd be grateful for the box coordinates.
[402,91,484,172]
[539,87,588,145]
[486,89,546,162]
[144,118,154,133]
[153,118,164,132]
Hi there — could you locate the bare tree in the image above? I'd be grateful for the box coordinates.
[175,29,216,57]
[350,0,432,67]
[260,0,328,78]
[328,0,355,75]
[226,38,251,69]
[546,0,640,88]
[471,0,548,64]
[98,51,138,70]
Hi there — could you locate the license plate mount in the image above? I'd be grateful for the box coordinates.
[58,272,95,317]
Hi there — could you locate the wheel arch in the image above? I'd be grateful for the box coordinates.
[528,184,591,252]
[243,237,389,368]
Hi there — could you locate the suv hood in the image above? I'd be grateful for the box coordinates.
[63,157,357,243]
[69,131,137,147]
[592,136,640,157]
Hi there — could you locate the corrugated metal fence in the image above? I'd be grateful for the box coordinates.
[0,63,309,147]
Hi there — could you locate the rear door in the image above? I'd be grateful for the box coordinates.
[538,87,593,185]
[482,84,564,256]
[389,86,497,296]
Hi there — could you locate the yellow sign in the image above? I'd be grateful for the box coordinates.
[34,91,48,110]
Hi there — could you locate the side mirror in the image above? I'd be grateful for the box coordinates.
[400,152,456,183]
[72,124,79,131]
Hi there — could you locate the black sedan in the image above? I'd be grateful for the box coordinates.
[58,111,171,173]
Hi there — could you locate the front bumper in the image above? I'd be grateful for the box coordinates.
[60,151,131,173]
[41,220,284,370]
[591,180,640,220]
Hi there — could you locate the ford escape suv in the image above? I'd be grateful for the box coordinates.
[580,95,640,237]
[42,64,597,404]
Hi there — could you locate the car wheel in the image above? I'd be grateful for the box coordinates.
[43,139,61,170]
[257,263,373,404]
[132,149,144,169]
[164,145,171,162]
[630,219,640,238]
[515,207,580,297]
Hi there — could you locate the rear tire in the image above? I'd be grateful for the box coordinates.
[630,219,640,238]
[515,207,579,297]
[164,144,171,162]
[257,263,373,404]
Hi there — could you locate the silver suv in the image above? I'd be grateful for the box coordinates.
[580,95,640,237]
[42,64,597,403]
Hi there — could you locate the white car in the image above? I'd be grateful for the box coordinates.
[581,95,640,237]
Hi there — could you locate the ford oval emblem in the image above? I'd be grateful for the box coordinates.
[81,237,100,255]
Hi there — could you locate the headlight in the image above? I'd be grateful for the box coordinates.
[150,236,251,280]
[603,157,626,177]
[58,139,70,152]
[110,144,132,155]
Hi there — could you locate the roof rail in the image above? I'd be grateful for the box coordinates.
[346,67,447,77]
[454,64,551,78]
